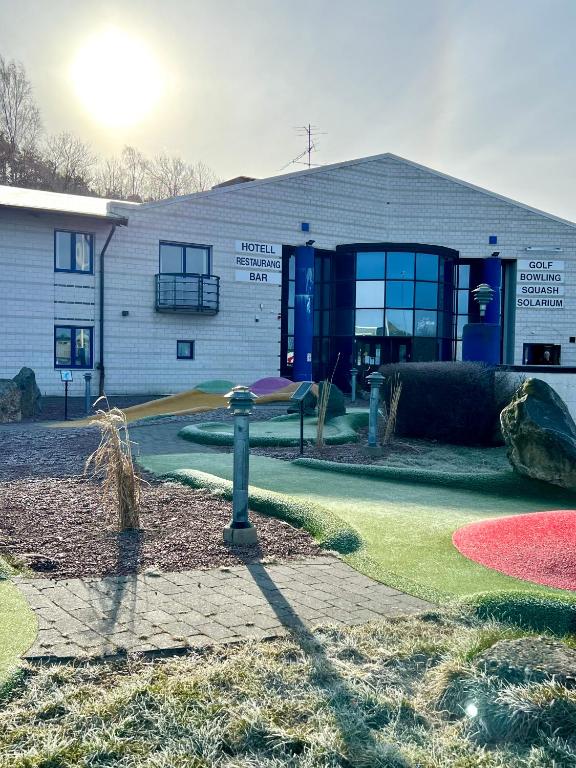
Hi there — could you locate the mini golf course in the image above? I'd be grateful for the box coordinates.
[139,450,576,610]
[0,561,36,688]
[453,510,576,591]
[179,412,368,447]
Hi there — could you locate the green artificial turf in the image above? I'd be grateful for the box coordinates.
[139,451,576,606]
[0,572,36,690]
[179,411,368,447]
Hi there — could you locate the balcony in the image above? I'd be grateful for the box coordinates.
[155,273,220,314]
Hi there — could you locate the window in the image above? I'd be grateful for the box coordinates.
[54,326,93,368]
[54,231,94,273]
[177,340,195,359]
[159,242,210,275]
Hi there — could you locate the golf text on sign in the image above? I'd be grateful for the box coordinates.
[516,259,565,308]
[234,240,283,285]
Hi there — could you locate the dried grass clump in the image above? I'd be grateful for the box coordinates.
[382,373,402,446]
[316,354,340,449]
[85,397,141,531]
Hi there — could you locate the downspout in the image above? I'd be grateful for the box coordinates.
[98,224,118,396]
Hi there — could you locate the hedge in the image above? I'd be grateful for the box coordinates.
[379,361,522,446]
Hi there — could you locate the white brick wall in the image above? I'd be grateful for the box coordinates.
[3,153,576,400]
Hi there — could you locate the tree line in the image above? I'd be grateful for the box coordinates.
[0,55,220,201]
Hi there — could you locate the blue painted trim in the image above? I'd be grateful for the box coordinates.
[293,245,314,381]
[54,325,94,369]
[176,340,195,359]
[54,229,94,274]
[159,240,212,276]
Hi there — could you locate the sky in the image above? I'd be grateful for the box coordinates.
[1,0,576,218]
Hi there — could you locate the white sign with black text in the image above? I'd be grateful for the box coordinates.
[516,258,565,308]
[234,240,283,286]
[235,240,282,256]
[235,269,282,285]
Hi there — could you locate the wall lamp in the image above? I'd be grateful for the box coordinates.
[306,239,315,247]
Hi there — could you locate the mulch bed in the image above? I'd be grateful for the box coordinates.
[252,428,419,465]
[452,510,576,591]
[0,478,321,580]
[0,427,101,482]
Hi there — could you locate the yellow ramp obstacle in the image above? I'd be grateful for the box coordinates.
[55,381,305,427]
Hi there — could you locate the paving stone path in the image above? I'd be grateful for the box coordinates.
[16,557,433,660]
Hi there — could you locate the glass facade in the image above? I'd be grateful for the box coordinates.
[281,243,458,389]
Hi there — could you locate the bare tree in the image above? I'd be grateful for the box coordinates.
[145,152,193,199]
[0,55,42,151]
[0,55,42,184]
[43,132,95,193]
[93,156,127,199]
[121,145,147,201]
[189,160,220,191]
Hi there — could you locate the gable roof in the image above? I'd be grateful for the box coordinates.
[131,151,576,230]
[0,184,136,224]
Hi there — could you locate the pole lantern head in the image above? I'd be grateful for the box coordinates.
[226,385,257,415]
[366,371,385,389]
[471,283,495,317]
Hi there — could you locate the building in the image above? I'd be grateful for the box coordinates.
[1,152,575,409]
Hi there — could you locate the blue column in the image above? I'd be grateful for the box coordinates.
[483,256,501,324]
[462,255,502,365]
[293,245,314,381]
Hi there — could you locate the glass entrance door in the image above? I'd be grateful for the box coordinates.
[355,337,412,386]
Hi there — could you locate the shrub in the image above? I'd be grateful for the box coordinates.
[317,381,346,418]
[464,591,576,636]
[378,361,522,445]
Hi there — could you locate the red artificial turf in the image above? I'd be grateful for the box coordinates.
[452,510,576,591]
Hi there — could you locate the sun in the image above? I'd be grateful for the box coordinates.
[70,28,163,128]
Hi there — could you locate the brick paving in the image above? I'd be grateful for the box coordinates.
[16,556,433,660]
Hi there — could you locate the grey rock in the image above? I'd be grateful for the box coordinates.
[0,379,21,423]
[476,636,576,687]
[500,377,576,488]
[12,366,41,418]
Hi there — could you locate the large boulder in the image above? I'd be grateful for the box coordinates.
[500,377,576,488]
[12,366,41,418]
[476,636,576,688]
[0,380,21,423]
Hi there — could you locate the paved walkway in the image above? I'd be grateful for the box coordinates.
[16,557,432,660]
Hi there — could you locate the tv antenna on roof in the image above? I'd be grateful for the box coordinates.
[280,124,326,171]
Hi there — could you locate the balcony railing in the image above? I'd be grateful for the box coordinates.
[155,273,220,314]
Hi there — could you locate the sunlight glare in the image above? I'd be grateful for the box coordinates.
[70,27,163,127]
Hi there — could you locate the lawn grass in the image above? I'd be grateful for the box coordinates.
[1,611,574,767]
[139,452,576,605]
[0,567,36,690]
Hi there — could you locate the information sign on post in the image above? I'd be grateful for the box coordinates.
[290,381,314,455]
[60,370,73,420]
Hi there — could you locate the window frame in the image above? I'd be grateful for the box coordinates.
[54,325,94,369]
[176,340,195,360]
[159,241,212,276]
[54,230,94,274]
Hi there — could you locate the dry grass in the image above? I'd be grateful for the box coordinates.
[378,373,402,446]
[1,612,575,767]
[85,397,141,531]
[316,354,340,450]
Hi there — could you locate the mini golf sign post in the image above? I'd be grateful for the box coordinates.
[223,386,258,545]
[60,370,73,420]
[290,381,314,455]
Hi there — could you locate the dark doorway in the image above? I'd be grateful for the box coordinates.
[355,337,412,386]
